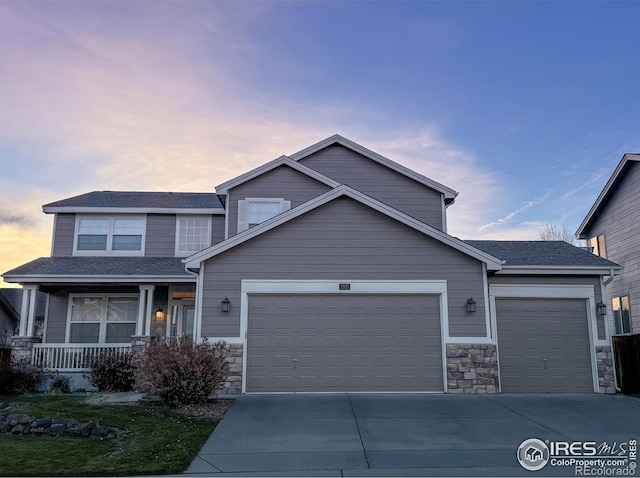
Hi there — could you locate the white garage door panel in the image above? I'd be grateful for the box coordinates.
[496,298,594,393]
[247,293,442,392]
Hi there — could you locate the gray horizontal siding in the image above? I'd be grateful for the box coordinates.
[45,291,69,343]
[584,162,640,334]
[299,144,445,230]
[211,215,225,246]
[201,197,486,338]
[488,274,606,340]
[52,214,75,257]
[227,165,333,238]
[145,215,176,257]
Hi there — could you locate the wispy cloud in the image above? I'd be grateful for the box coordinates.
[476,190,553,235]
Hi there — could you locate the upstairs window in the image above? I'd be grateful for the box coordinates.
[176,216,211,256]
[74,216,145,256]
[612,296,632,335]
[237,198,291,233]
[589,233,606,258]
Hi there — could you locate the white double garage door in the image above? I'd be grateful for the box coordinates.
[242,281,599,393]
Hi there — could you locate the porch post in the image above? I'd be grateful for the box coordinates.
[144,286,154,336]
[18,285,38,337]
[137,286,150,336]
[26,286,38,337]
[18,287,30,337]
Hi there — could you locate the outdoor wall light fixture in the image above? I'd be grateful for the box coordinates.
[221,297,231,313]
[467,297,476,313]
[155,308,164,320]
[596,301,607,316]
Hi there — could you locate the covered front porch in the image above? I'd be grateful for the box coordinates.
[12,283,198,371]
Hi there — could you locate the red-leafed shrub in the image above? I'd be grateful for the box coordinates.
[134,338,228,406]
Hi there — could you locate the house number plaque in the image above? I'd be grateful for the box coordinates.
[339,283,351,290]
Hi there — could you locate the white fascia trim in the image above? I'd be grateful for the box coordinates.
[576,154,640,238]
[2,275,196,284]
[289,134,458,202]
[489,284,596,298]
[184,185,503,270]
[215,156,340,194]
[241,279,448,294]
[496,265,622,275]
[44,207,224,214]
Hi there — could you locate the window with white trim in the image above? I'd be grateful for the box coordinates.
[175,216,211,256]
[68,295,138,343]
[612,295,632,335]
[237,198,290,233]
[74,216,145,256]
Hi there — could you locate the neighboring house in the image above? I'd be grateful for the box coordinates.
[0,288,46,354]
[3,135,620,394]
[577,153,640,336]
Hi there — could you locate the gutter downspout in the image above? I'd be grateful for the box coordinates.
[601,268,621,392]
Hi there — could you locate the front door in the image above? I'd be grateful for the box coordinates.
[168,301,195,339]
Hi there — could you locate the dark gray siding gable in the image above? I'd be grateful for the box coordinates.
[201,197,486,338]
[584,161,640,333]
[211,215,225,246]
[299,144,445,230]
[52,214,75,257]
[227,165,333,238]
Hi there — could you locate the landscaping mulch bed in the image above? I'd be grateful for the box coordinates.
[86,392,235,418]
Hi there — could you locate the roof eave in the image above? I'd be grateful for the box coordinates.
[496,265,622,275]
[42,207,225,214]
[2,274,196,284]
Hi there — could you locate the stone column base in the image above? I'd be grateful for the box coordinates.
[596,345,615,394]
[10,336,42,362]
[446,343,499,394]
[131,335,152,354]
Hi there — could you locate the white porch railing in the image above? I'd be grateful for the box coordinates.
[32,343,132,372]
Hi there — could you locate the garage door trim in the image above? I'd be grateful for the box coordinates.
[489,284,599,393]
[240,280,449,393]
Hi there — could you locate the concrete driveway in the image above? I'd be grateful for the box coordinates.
[186,394,640,476]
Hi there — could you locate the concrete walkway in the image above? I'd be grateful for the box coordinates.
[186,394,640,476]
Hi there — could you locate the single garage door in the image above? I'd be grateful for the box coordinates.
[496,298,594,393]
[246,293,443,392]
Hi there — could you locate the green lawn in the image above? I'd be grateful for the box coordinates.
[0,394,219,476]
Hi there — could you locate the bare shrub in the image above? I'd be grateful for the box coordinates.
[135,338,228,406]
[84,350,137,392]
[0,357,47,394]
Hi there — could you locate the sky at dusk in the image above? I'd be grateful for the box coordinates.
[1,1,639,286]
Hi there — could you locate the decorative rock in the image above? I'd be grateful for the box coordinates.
[49,423,65,436]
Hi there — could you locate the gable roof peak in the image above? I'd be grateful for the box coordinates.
[576,152,640,238]
[289,134,458,204]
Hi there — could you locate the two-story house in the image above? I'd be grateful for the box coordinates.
[577,153,640,336]
[3,135,620,395]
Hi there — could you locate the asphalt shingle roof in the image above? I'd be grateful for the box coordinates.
[465,240,620,268]
[3,257,191,278]
[44,191,224,209]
